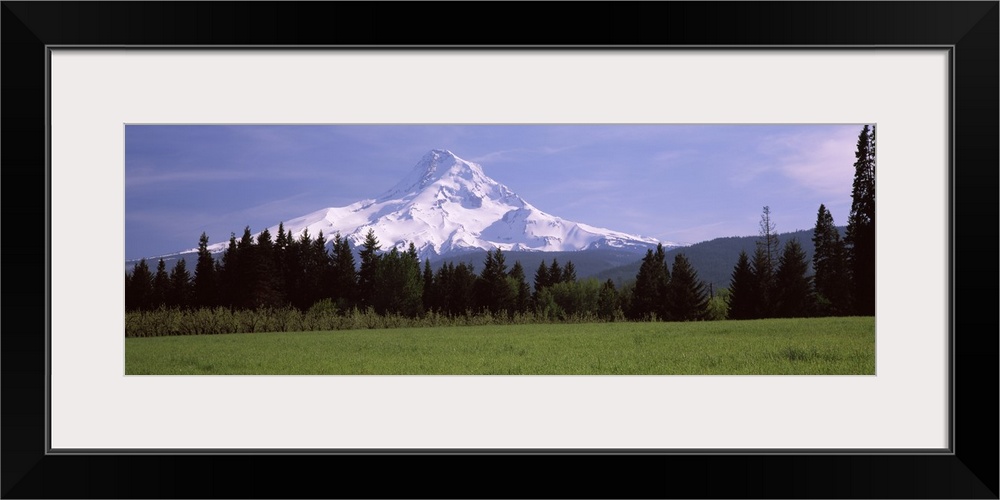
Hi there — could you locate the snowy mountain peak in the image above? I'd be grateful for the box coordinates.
[194,149,671,259]
[380,149,492,201]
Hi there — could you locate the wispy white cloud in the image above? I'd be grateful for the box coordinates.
[650,149,692,166]
[730,127,859,199]
[470,145,578,165]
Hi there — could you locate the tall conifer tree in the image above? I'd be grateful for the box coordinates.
[726,250,756,320]
[548,259,562,288]
[357,228,382,309]
[252,228,282,308]
[450,262,477,315]
[846,125,876,315]
[667,253,709,321]
[561,261,577,283]
[509,261,531,313]
[533,261,550,302]
[812,204,851,315]
[168,258,192,308]
[631,244,669,320]
[757,206,780,278]
[422,258,435,312]
[773,239,813,318]
[152,258,170,309]
[751,206,780,318]
[330,233,357,308]
[126,259,153,311]
[476,248,513,313]
[597,279,619,320]
[749,246,774,318]
[193,232,218,308]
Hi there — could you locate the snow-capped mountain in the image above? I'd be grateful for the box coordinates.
[193,149,672,259]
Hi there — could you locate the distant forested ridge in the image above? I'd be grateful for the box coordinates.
[592,227,845,292]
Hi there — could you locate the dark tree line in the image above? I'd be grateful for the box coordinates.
[726,211,815,320]
[626,243,710,321]
[726,206,814,319]
[726,125,876,319]
[127,227,602,319]
[126,230,717,323]
[127,224,357,312]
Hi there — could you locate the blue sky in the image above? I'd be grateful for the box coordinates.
[125,124,866,260]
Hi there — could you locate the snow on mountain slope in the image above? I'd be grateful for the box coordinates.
[195,149,670,259]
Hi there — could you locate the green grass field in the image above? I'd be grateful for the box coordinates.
[124,317,875,375]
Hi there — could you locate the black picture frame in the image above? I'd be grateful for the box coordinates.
[3,2,997,498]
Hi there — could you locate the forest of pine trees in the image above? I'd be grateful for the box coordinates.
[627,244,711,321]
[126,227,619,321]
[725,124,876,319]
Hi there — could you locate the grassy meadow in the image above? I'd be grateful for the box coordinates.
[124,316,874,375]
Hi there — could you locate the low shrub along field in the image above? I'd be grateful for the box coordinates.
[125,317,875,375]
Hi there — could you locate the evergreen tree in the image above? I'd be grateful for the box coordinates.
[726,251,756,320]
[629,249,657,320]
[404,243,424,315]
[422,258,435,312]
[433,263,454,314]
[561,261,577,283]
[275,223,289,254]
[450,262,477,315]
[751,207,780,318]
[372,248,399,314]
[749,246,774,318]
[846,125,876,315]
[168,258,192,308]
[252,228,283,308]
[667,253,709,321]
[373,247,423,317]
[509,261,531,313]
[152,258,170,308]
[281,230,304,309]
[532,261,550,303]
[296,230,329,309]
[757,206,781,278]
[617,280,635,318]
[330,232,357,309]
[213,258,225,305]
[597,279,620,320]
[232,226,259,309]
[357,228,382,309]
[272,223,290,303]
[773,238,813,318]
[125,259,153,311]
[124,271,131,306]
[288,228,313,308]
[193,232,218,308]
[630,244,669,320]
[548,259,562,288]
[812,204,851,316]
[476,248,513,314]
[652,244,671,320]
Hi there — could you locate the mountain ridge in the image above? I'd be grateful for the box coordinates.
[592,227,847,291]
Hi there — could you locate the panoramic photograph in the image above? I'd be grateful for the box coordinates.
[124,124,876,375]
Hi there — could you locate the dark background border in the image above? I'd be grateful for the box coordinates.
[3,2,997,498]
